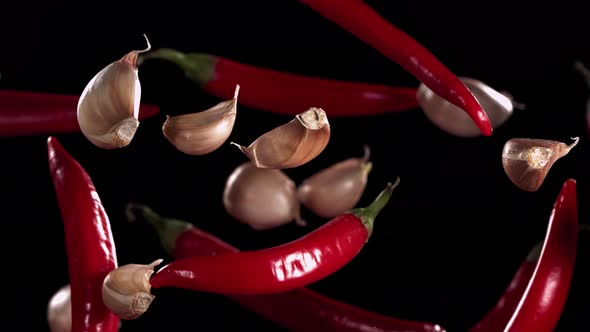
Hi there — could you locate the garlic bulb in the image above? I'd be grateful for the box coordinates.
[223,161,305,230]
[417,77,514,137]
[231,107,330,169]
[47,285,72,332]
[502,137,579,192]
[77,35,151,149]
[163,85,239,155]
[102,259,163,320]
[298,145,373,218]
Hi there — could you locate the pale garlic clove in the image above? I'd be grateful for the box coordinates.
[502,137,579,192]
[47,284,72,332]
[102,259,163,320]
[231,107,331,169]
[417,77,514,137]
[298,145,373,218]
[223,161,305,230]
[77,35,151,149]
[163,85,239,155]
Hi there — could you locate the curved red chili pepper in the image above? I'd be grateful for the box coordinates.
[298,0,492,136]
[0,90,160,136]
[504,178,578,332]
[138,49,419,117]
[127,203,446,332]
[150,179,399,295]
[47,136,119,332]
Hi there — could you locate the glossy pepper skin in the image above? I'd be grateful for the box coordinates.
[298,0,492,136]
[139,48,420,117]
[0,90,159,136]
[48,136,119,332]
[150,180,399,295]
[504,179,578,332]
[128,203,445,332]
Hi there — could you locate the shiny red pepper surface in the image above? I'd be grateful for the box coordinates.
[0,90,159,136]
[128,203,445,332]
[48,136,119,332]
[150,181,398,295]
[504,179,578,332]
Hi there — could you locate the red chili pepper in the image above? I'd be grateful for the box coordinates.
[150,179,400,295]
[127,203,445,332]
[503,178,578,332]
[298,0,492,136]
[468,244,540,332]
[47,136,119,332]
[0,90,160,136]
[139,49,419,117]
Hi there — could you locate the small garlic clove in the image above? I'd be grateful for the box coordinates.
[47,284,72,332]
[298,145,373,218]
[102,259,163,320]
[77,35,151,149]
[163,85,239,155]
[502,137,579,192]
[417,77,514,137]
[231,107,331,169]
[223,161,305,230]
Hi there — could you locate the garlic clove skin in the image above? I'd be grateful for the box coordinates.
[417,77,514,137]
[223,161,305,230]
[47,284,72,332]
[298,145,373,219]
[163,85,239,155]
[77,35,151,149]
[502,137,579,192]
[102,259,163,320]
[231,107,331,169]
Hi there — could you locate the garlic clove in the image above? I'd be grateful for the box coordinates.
[163,85,239,155]
[298,145,373,218]
[102,259,163,320]
[231,107,331,169]
[417,77,514,137]
[223,161,305,230]
[47,284,72,332]
[77,35,151,149]
[502,137,579,192]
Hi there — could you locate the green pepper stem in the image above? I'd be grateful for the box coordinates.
[348,177,400,239]
[125,203,191,255]
[137,48,216,85]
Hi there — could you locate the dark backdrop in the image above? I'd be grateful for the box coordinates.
[1,1,589,331]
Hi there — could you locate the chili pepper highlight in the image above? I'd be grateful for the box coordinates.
[138,48,419,117]
[0,90,159,137]
[298,0,492,136]
[47,136,119,332]
[127,203,445,332]
[149,179,400,295]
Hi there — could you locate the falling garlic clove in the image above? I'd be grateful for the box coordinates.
[223,161,305,230]
[417,77,515,137]
[102,259,163,320]
[77,35,151,149]
[298,145,373,219]
[163,85,239,155]
[231,107,331,169]
[47,284,72,332]
[502,137,579,192]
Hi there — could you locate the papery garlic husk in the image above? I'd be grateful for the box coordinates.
[77,35,151,149]
[102,259,163,320]
[298,145,373,218]
[231,107,330,169]
[47,284,72,332]
[163,85,239,155]
[502,137,579,192]
[223,161,305,230]
[417,77,514,137]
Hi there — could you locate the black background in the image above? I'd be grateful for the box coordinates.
[1,0,589,331]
